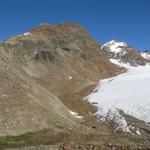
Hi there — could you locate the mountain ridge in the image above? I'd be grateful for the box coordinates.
[0,23,149,149]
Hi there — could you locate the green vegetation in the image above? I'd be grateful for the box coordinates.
[0,129,56,149]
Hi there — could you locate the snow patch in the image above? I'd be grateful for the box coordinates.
[68,75,73,80]
[109,59,132,68]
[24,32,32,36]
[136,128,141,135]
[69,111,83,119]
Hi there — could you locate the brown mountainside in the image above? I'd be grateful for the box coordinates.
[0,23,120,135]
[0,23,149,149]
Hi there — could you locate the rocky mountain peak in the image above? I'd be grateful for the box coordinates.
[27,22,83,36]
[102,40,146,66]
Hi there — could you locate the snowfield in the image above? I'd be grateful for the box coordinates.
[85,60,150,133]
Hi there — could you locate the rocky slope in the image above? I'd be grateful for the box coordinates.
[0,23,122,147]
[0,23,149,149]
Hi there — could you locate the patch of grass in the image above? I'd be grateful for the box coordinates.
[0,129,60,149]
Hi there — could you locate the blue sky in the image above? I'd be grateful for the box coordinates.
[0,0,150,51]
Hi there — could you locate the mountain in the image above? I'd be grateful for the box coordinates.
[0,23,149,149]
[102,40,146,66]
[141,51,150,61]
[0,23,124,148]
[85,41,150,145]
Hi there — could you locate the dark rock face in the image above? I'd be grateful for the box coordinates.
[34,49,57,62]
[121,50,146,66]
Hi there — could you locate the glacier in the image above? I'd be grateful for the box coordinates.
[85,60,150,133]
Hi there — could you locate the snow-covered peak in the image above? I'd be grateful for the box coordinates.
[102,40,146,66]
[103,40,128,54]
[141,52,150,60]
[104,40,128,48]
